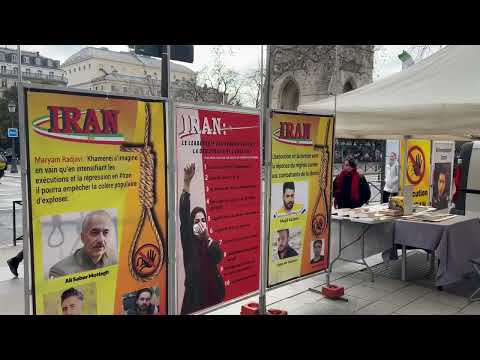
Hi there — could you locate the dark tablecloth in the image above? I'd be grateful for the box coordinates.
[394,215,480,286]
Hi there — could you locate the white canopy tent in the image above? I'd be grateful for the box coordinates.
[298,45,480,140]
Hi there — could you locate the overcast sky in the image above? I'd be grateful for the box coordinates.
[3,44,422,80]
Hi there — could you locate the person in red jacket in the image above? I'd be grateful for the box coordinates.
[333,158,371,209]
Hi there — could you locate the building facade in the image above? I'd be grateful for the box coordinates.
[0,47,67,95]
[270,45,374,110]
[62,47,195,97]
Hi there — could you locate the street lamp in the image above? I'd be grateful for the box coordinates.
[7,101,18,174]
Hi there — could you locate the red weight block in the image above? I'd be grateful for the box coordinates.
[267,308,288,315]
[321,284,345,299]
[240,302,259,315]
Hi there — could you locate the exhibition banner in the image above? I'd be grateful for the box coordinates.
[431,141,455,209]
[25,88,167,315]
[400,139,431,206]
[268,112,334,287]
[175,105,261,314]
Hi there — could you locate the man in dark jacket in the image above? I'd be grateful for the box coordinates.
[125,288,157,315]
[180,162,225,315]
[276,229,298,259]
[333,158,371,209]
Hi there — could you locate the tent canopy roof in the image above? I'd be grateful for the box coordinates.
[298,46,480,140]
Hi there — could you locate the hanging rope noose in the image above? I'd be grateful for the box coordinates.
[311,118,331,236]
[48,215,65,248]
[120,102,166,282]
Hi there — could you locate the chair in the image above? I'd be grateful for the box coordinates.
[469,257,480,302]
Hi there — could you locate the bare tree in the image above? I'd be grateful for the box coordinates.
[199,46,246,105]
[407,45,444,61]
[175,46,247,106]
[244,66,265,109]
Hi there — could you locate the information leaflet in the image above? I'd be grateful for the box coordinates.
[268,112,334,287]
[25,88,168,315]
[175,105,261,314]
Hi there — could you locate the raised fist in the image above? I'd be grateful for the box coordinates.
[184,162,196,183]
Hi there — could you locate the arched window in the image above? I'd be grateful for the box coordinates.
[280,80,300,111]
[343,80,355,93]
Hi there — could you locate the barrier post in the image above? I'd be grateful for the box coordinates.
[259,45,272,315]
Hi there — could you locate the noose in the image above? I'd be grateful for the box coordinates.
[311,118,331,236]
[120,102,166,282]
[48,215,65,248]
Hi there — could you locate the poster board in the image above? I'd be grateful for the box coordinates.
[400,139,431,206]
[175,104,261,314]
[23,86,168,315]
[267,111,334,287]
[431,141,455,209]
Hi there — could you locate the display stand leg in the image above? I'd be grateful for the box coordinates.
[361,233,374,282]
[327,220,342,286]
[401,244,407,281]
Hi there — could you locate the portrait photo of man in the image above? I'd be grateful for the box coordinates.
[60,287,84,315]
[49,210,117,278]
[273,182,306,218]
[124,288,159,315]
[432,164,450,210]
[276,229,298,260]
[310,239,325,264]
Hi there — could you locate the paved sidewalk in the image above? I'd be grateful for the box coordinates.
[0,252,478,315]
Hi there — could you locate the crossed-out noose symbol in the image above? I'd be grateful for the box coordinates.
[120,103,165,282]
[407,145,426,185]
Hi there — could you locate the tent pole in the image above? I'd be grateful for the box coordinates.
[402,135,411,195]
[334,45,338,118]
[380,140,386,201]
[326,45,339,287]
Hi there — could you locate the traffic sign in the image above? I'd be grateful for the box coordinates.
[128,45,194,63]
[7,128,18,138]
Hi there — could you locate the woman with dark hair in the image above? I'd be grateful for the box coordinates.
[333,158,371,209]
[179,162,225,315]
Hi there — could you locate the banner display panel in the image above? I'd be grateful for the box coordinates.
[400,139,431,206]
[431,141,455,209]
[25,88,167,315]
[175,105,261,314]
[268,112,334,287]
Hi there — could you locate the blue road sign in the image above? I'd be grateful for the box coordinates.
[7,128,18,138]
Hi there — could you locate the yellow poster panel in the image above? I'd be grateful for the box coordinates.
[25,88,167,315]
[268,112,334,287]
[399,139,431,205]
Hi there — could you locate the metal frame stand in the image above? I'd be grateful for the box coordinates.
[469,261,480,302]
[13,200,23,246]
[401,245,407,281]
[401,246,438,282]
[327,219,374,285]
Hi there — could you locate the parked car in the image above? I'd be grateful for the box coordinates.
[2,148,19,164]
[0,153,7,178]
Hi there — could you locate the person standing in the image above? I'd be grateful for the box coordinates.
[6,250,23,277]
[179,162,225,315]
[333,158,371,209]
[383,152,399,204]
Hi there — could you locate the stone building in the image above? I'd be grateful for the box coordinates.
[0,47,67,96]
[270,45,374,110]
[62,47,194,97]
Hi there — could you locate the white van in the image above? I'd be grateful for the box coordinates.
[453,141,480,216]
